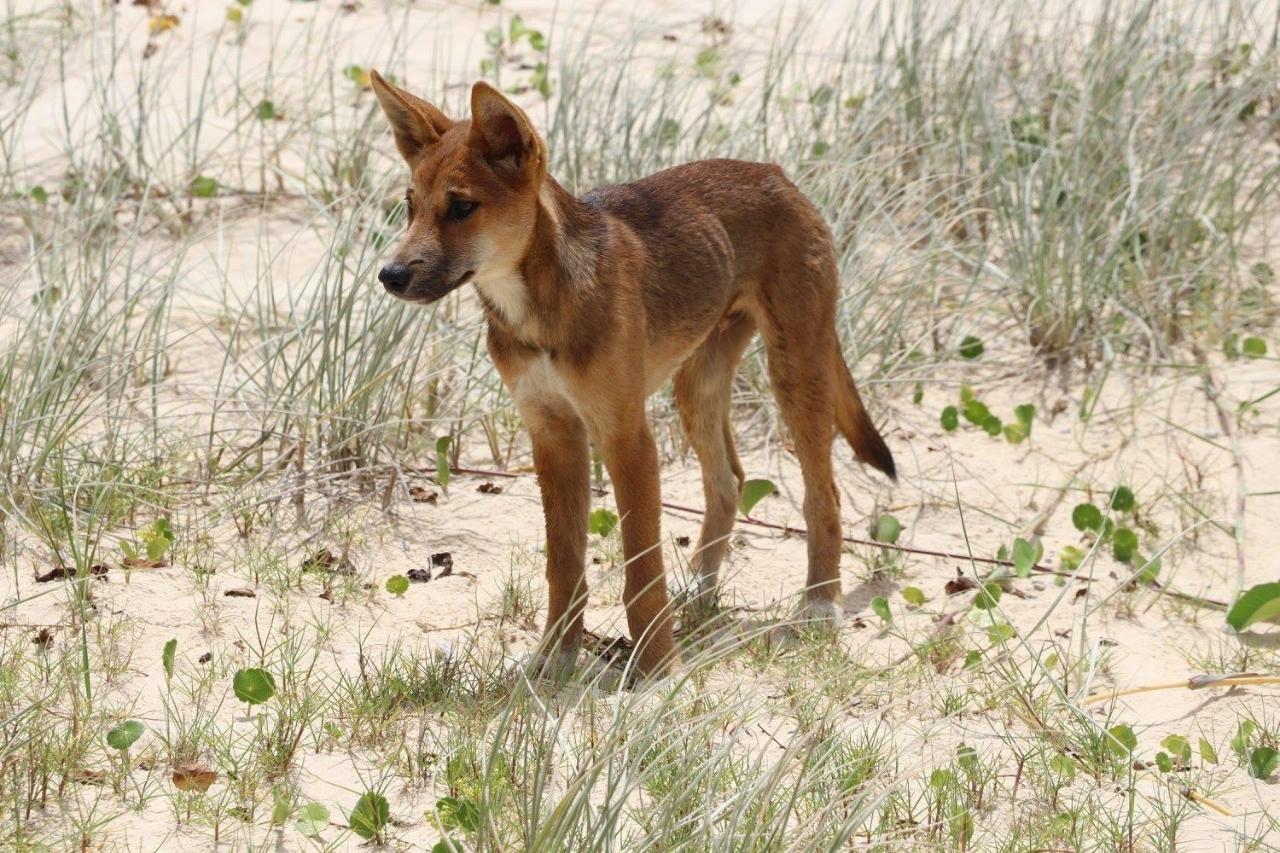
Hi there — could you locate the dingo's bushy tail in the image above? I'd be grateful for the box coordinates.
[833,351,896,480]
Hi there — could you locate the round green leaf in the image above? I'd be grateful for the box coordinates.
[739,478,776,516]
[349,792,390,841]
[296,802,329,837]
[1241,336,1267,358]
[1071,503,1103,532]
[190,175,218,198]
[1108,485,1135,512]
[1011,537,1042,577]
[386,575,409,597]
[986,621,1015,643]
[1107,724,1137,757]
[901,586,925,607]
[1248,746,1278,779]
[973,582,1002,610]
[870,596,891,623]
[872,514,902,544]
[958,336,984,359]
[962,398,991,426]
[1013,403,1035,431]
[232,667,276,705]
[107,720,144,751]
[256,99,277,120]
[1226,582,1280,632]
[940,405,959,432]
[589,508,619,537]
[1111,528,1138,563]
[1002,422,1028,444]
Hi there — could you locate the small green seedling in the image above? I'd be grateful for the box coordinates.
[902,586,925,607]
[434,795,481,832]
[386,575,409,597]
[122,517,175,565]
[349,792,390,842]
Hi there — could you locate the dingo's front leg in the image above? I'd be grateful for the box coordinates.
[521,400,591,678]
[598,418,675,676]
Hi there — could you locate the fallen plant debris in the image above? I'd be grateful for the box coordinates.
[430,552,453,576]
[945,573,978,595]
[409,486,438,504]
[171,762,216,793]
[121,557,167,570]
[224,586,256,598]
[583,629,632,665]
[407,567,431,583]
[300,548,355,575]
[476,482,503,494]
[35,564,109,583]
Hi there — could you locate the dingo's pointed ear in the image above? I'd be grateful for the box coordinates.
[468,81,544,180]
[369,71,452,164]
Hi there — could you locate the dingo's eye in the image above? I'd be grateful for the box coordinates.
[446,198,477,222]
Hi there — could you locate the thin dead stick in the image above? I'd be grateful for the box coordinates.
[1083,672,1280,706]
[660,500,1082,577]
[429,466,1231,609]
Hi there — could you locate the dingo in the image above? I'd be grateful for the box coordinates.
[371,73,896,677]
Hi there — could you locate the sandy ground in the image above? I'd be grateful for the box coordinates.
[1,0,1278,850]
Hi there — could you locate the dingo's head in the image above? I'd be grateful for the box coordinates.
[370,72,546,306]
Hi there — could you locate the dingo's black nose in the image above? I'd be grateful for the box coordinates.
[379,262,412,294]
